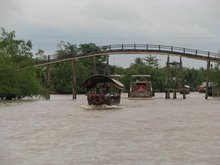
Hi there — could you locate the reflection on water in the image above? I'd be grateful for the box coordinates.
[0,93,220,165]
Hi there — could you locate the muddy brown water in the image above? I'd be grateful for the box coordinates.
[0,93,220,165]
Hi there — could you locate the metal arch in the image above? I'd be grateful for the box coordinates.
[34,44,220,67]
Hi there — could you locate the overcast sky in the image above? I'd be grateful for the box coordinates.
[1,0,220,68]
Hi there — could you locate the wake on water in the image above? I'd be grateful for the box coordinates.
[79,104,124,110]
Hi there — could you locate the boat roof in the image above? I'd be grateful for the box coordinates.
[131,75,151,77]
[110,74,121,77]
[82,74,124,89]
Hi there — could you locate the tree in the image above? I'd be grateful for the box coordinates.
[50,43,107,94]
[0,27,32,58]
[50,42,78,94]
[0,28,45,100]
[130,57,145,66]
[35,49,45,57]
[56,41,78,59]
[144,55,159,68]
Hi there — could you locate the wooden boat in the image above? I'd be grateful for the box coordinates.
[82,74,124,105]
[128,75,153,98]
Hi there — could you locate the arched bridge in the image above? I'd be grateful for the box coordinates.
[35,44,220,67]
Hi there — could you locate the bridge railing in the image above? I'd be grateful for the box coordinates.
[105,44,219,57]
[34,44,220,65]
[210,52,219,57]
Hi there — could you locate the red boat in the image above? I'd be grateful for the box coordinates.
[128,75,153,98]
[82,74,124,105]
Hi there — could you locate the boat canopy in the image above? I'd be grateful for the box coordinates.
[82,74,124,89]
[131,75,151,78]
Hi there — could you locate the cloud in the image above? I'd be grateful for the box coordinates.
[0,0,219,53]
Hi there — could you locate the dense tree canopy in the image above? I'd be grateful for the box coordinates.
[49,42,108,94]
[0,28,46,100]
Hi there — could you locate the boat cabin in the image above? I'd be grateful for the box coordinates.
[82,74,124,105]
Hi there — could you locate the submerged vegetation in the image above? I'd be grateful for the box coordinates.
[1,28,220,100]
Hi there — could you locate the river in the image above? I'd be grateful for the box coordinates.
[0,92,220,165]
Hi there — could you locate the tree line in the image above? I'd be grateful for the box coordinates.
[40,41,220,94]
[1,28,220,100]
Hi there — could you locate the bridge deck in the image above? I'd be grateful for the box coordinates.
[34,44,220,67]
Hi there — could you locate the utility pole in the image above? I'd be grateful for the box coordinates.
[46,55,50,100]
[205,60,211,99]
[72,59,76,99]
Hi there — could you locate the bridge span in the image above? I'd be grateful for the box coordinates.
[34,44,220,67]
[35,44,220,100]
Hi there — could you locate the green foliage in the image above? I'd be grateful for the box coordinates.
[210,65,220,87]
[56,41,78,59]
[122,61,165,92]
[51,62,72,94]
[51,43,108,94]
[35,49,45,57]
[79,43,101,54]
[0,27,32,58]
[144,55,159,68]
[0,28,46,100]
[130,57,145,66]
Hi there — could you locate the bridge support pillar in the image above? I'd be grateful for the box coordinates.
[165,55,185,99]
[165,90,170,99]
[173,90,176,99]
[205,60,211,99]
[180,56,186,99]
[105,55,110,76]
[46,56,51,100]
[93,56,97,75]
[72,59,77,99]
[183,91,186,99]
